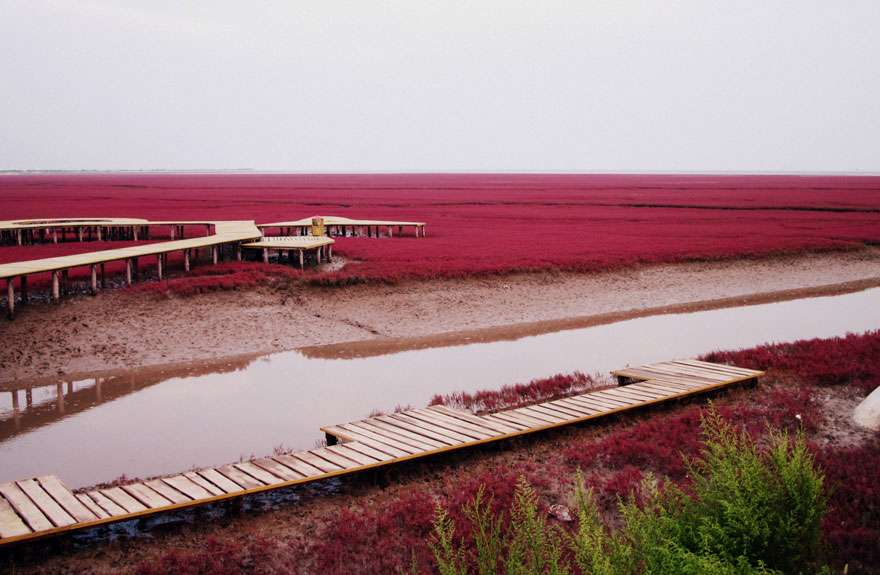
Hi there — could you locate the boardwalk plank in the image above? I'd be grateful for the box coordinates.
[37,476,97,523]
[17,479,76,527]
[86,491,127,517]
[0,497,30,538]
[100,487,148,514]
[340,442,395,463]
[197,469,245,494]
[337,424,424,454]
[145,479,192,503]
[360,419,447,448]
[216,465,263,490]
[310,448,361,470]
[163,475,214,500]
[123,484,173,509]
[75,494,109,520]
[412,409,502,437]
[406,410,496,439]
[273,455,326,477]
[290,451,344,473]
[235,462,285,485]
[375,414,464,445]
[251,458,304,482]
[0,483,53,532]
[182,473,225,497]
[326,445,381,466]
[387,413,474,443]
[350,421,439,451]
[427,405,521,434]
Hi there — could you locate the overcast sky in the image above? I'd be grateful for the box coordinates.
[1,1,878,172]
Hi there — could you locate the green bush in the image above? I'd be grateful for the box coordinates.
[429,408,827,574]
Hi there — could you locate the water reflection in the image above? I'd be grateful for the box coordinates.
[1,288,878,488]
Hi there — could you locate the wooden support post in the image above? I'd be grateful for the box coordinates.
[170,225,176,240]
[157,254,164,280]
[6,279,14,319]
[206,224,211,236]
[263,248,269,264]
[90,265,98,295]
[299,249,304,269]
[235,244,242,261]
[133,226,138,241]
[97,226,102,241]
[212,246,218,265]
[16,229,21,246]
[125,259,133,286]
[53,228,58,243]
[51,271,60,302]
[388,226,393,237]
[184,250,191,272]
[328,245,333,260]
[78,227,83,242]
[100,263,106,288]
[20,275,28,304]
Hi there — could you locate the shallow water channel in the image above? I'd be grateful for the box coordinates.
[2,288,879,488]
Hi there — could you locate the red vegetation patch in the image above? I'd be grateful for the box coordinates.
[2,173,879,284]
[429,371,602,413]
[129,262,302,297]
[704,330,880,394]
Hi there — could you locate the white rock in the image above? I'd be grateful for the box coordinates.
[853,386,880,431]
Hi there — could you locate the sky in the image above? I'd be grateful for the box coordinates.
[1,1,878,173]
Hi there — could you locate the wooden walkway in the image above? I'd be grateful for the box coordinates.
[242,236,336,268]
[0,359,762,546]
[259,215,427,238]
[1,220,262,318]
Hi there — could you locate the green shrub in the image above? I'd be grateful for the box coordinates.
[429,408,827,574]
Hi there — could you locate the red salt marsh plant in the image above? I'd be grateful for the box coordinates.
[1,173,879,285]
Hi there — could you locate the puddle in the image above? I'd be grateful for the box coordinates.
[1,288,879,488]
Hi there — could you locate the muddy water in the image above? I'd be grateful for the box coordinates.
[1,288,879,488]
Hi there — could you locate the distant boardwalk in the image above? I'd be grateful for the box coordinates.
[0,359,762,546]
[0,215,426,318]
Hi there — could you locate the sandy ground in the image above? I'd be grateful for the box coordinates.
[2,248,880,385]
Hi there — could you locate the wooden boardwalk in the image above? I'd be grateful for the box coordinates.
[0,220,262,318]
[242,236,336,268]
[259,215,426,238]
[0,359,761,546]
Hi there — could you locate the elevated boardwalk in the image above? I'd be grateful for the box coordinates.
[242,236,335,268]
[259,216,426,238]
[0,359,762,546]
[0,220,262,318]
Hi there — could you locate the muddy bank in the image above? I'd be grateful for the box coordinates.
[2,249,880,384]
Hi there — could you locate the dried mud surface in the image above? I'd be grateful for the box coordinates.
[2,249,880,386]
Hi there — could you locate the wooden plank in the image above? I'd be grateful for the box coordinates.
[388,413,474,443]
[309,448,361,470]
[182,473,224,497]
[673,359,750,377]
[216,465,264,490]
[340,442,395,463]
[360,418,448,448]
[235,462,284,486]
[163,475,214,500]
[375,414,464,445]
[145,479,192,503]
[338,424,424,455]
[549,398,598,416]
[122,483,173,509]
[75,493,109,520]
[531,402,584,419]
[349,421,439,451]
[16,479,76,527]
[406,410,497,439]
[326,444,380,466]
[289,451,344,474]
[427,405,521,435]
[605,387,661,402]
[598,388,650,404]
[633,364,720,383]
[631,381,689,396]
[644,375,705,388]
[589,390,639,406]
[0,497,31,538]
[482,413,530,430]
[251,458,305,482]
[100,487,148,514]
[412,408,503,437]
[37,476,97,523]
[323,427,411,458]
[646,362,729,381]
[490,410,548,428]
[85,491,127,517]
[400,410,492,440]
[197,468,244,494]
[680,359,757,376]
[273,454,326,477]
[516,406,567,423]
[568,394,625,411]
